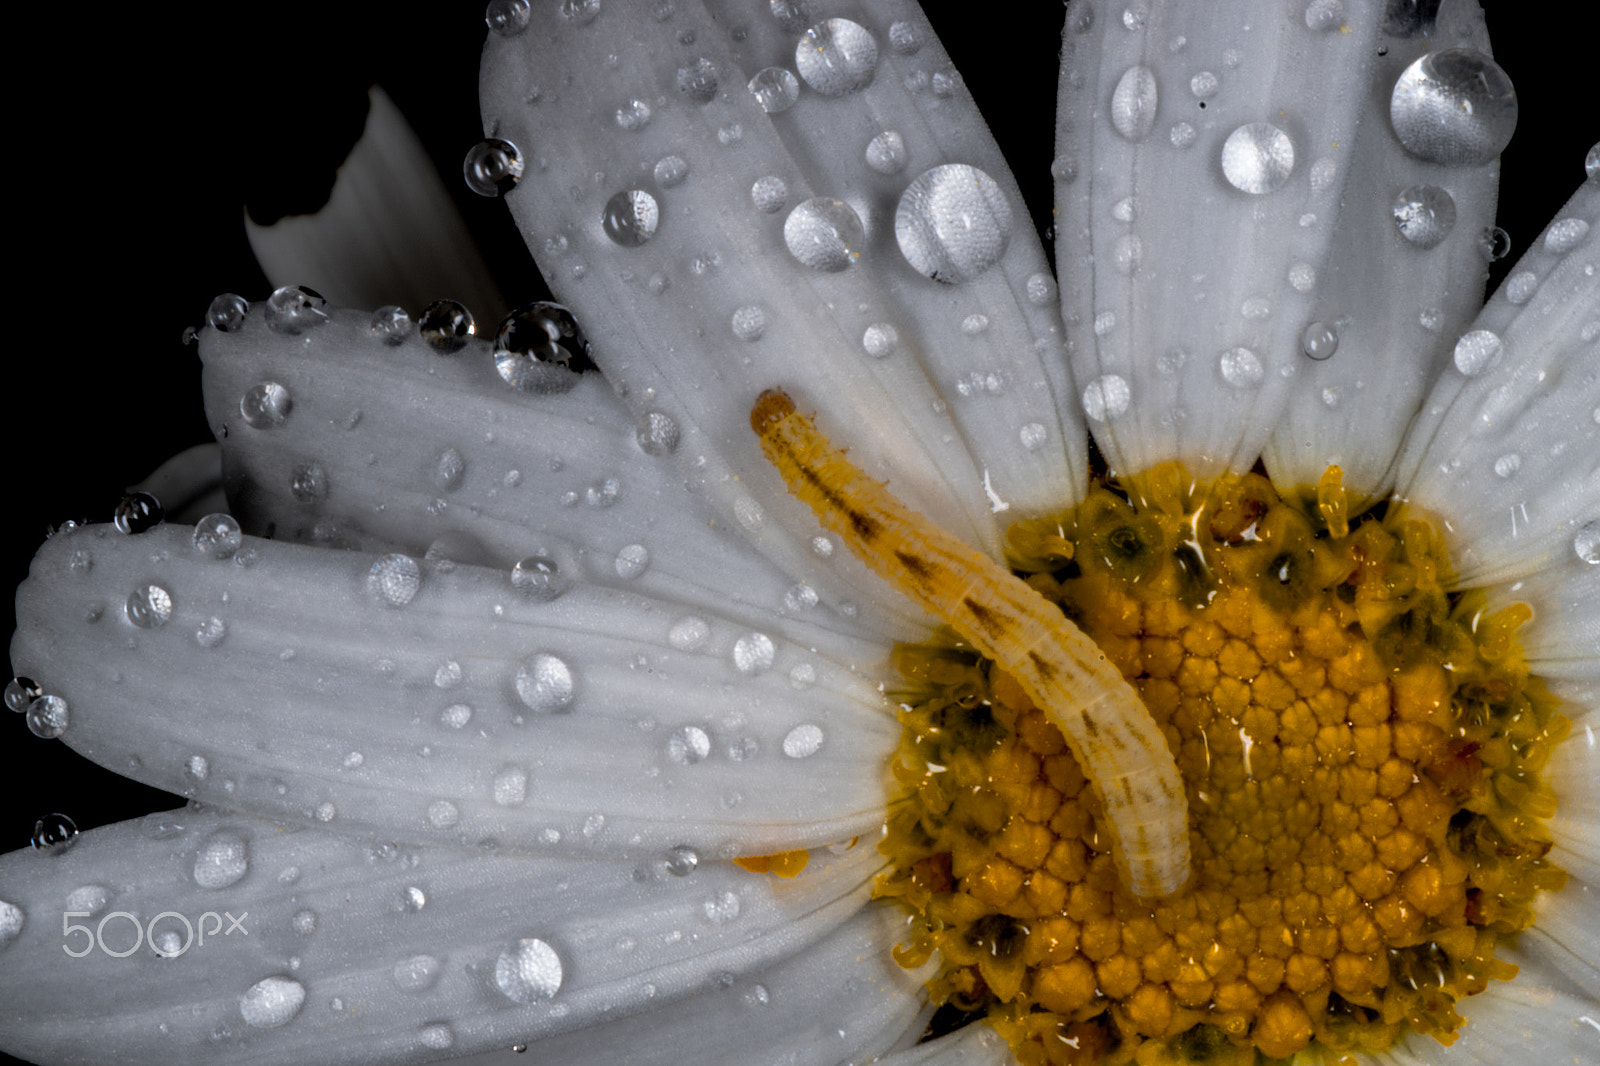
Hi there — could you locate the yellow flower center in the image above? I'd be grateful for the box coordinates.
[877,464,1568,1064]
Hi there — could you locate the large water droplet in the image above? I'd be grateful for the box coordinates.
[1110,65,1159,141]
[614,544,650,579]
[782,723,824,758]
[1452,329,1503,376]
[1544,218,1590,254]
[794,19,877,95]
[206,293,249,332]
[464,138,524,197]
[419,300,475,353]
[895,164,1012,283]
[1505,271,1539,305]
[516,654,575,712]
[783,198,865,272]
[126,584,174,628]
[495,301,593,393]
[748,67,800,113]
[602,190,660,247]
[1300,321,1339,361]
[193,514,243,559]
[1221,123,1295,194]
[668,617,711,651]
[665,844,699,876]
[512,556,567,600]
[667,726,712,764]
[5,677,41,713]
[264,285,327,335]
[1219,347,1265,388]
[239,975,306,1029]
[1081,375,1131,422]
[26,695,68,739]
[493,765,529,806]
[862,323,898,358]
[751,175,788,213]
[31,813,78,852]
[637,411,680,456]
[1391,184,1456,248]
[733,633,775,674]
[194,831,250,889]
[113,492,163,535]
[1390,48,1517,166]
[367,555,421,607]
[495,938,564,1003]
[677,58,719,103]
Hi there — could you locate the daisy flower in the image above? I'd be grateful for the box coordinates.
[1,3,1595,1066]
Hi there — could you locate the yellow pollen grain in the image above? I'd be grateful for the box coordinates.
[732,849,811,878]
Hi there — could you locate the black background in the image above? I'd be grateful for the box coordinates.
[0,6,1590,1060]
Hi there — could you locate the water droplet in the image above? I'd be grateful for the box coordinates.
[416,300,473,354]
[1505,271,1538,305]
[751,175,788,213]
[1390,49,1516,166]
[861,322,899,358]
[494,301,593,392]
[194,831,250,889]
[895,164,1012,283]
[31,813,77,852]
[1391,183,1457,248]
[113,492,163,535]
[1189,71,1218,99]
[389,953,443,992]
[1478,226,1512,261]
[1452,329,1503,376]
[493,765,529,807]
[614,543,650,579]
[314,802,336,824]
[559,0,600,23]
[732,633,775,674]
[1221,123,1295,194]
[667,726,712,764]
[1169,121,1196,149]
[703,890,741,923]
[781,723,824,758]
[367,305,413,346]
[748,67,800,113]
[794,19,877,95]
[677,57,719,103]
[1112,234,1142,275]
[1300,321,1339,361]
[264,285,327,335]
[1574,521,1600,565]
[1110,65,1159,141]
[784,583,819,611]
[864,129,908,175]
[486,0,530,35]
[418,1024,454,1051]
[0,899,22,948]
[615,98,652,131]
[516,654,575,712]
[1544,218,1590,254]
[1110,197,1136,222]
[206,293,249,333]
[784,198,865,272]
[464,138,524,197]
[1121,6,1147,30]
[239,975,305,1029]
[427,800,460,829]
[731,305,767,341]
[438,702,473,729]
[496,938,564,1003]
[1018,422,1049,452]
[1586,142,1600,185]
[629,411,680,458]
[1093,311,1116,336]
[427,448,466,493]
[190,514,244,561]
[600,189,660,248]
[5,677,42,713]
[669,617,711,651]
[399,885,427,912]
[511,556,568,601]
[290,908,318,935]
[1304,0,1345,29]
[653,155,689,187]
[811,535,834,558]
[194,616,227,649]
[64,884,109,918]
[126,584,174,628]
[1492,453,1522,479]
[1081,375,1131,421]
[1219,347,1265,388]
[367,555,421,607]
[1288,262,1317,293]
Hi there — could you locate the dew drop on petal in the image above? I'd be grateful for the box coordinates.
[495,938,563,1003]
[1301,321,1339,361]
[1505,271,1538,305]
[1586,142,1600,184]
[239,976,306,1029]
[732,633,775,674]
[1390,49,1517,166]
[240,383,292,428]
[731,306,767,341]
[559,0,599,25]
[1026,273,1054,305]
[665,845,699,876]
[1574,520,1600,565]
[1081,375,1131,421]
[811,535,834,558]
[637,411,680,456]
[751,175,788,213]
[418,300,475,353]
[667,726,712,765]
[1221,123,1295,194]
[784,198,865,271]
[31,813,77,852]
[431,448,466,492]
[653,155,689,188]
[784,583,819,611]
[65,884,110,916]
[676,57,719,103]
[1493,453,1522,479]
[441,704,473,729]
[511,556,567,601]
[782,723,824,758]
[193,514,243,559]
[794,19,877,95]
[1110,65,1159,141]
[895,164,1012,283]
[493,765,529,807]
[1452,329,1503,376]
[668,617,711,651]
[748,67,800,113]
[5,677,42,713]
[195,617,227,649]
[0,899,22,948]
[615,99,651,131]
[1304,0,1344,30]
[113,492,163,535]
[1288,262,1317,293]
[486,0,530,35]
[1019,423,1048,451]
[419,1025,454,1050]
[1169,121,1196,149]
[614,543,650,579]
[703,891,741,923]
[1112,234,1142,275]
[369,305,413,345]
[1391,184,1457,248]
[464,139,524,197]
[264,285,327,335]
[367,555,421,608]
[126,584,174,629]
[1219,347,1265,388]
[865,130,908,174]
[602,190,660,247]
[516,654,575,712]
[392,954,442,992]
[194,831,250,889]
[1544,218,1590,254]
[427,800,460,829]
[862,322,899,358]
[291,909,317,935]
[206,293,249,332]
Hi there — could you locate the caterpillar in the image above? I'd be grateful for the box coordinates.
[752,388,1191,899]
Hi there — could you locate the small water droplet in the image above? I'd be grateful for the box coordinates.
[486,0,530,36]
[861,322,899,358]
[731,305,767,341]
[427,800,460,829]
[1492,453,1522,479]
[1544,218,1590,254]
[782,723,824,758]
[677,57,719,103]
[194,616,227,649]
[493,765,529,807]
[464,138,524,197]
[811,535,834,557]
[1304,0,1345,30]
[1391,184,1457,248]
[895,164,1012,283]
[398,886,427,912]
[430,448,466,493]
[194,831,250,889]
[864,130,908,174]
[1112,234,1142,275]
[494,301,593,392]
[732,633,775,674]
[1189,71,1218,99]
[1574,521,1600,565]
[795,18,877,95]
[615,98,652,131]
[1081,375,1131,421]
[31,812,77,852]
[1452,329,1503,376]
[367,305,413,345]
[703,890,741,923]
[516,654,575,712]
[1169,121,1196,149]
[751,175,788,213]
[601,189,660,248]
[614,543,650,580]
[1219,347,1265,388]
[784,198,865,272]
[665,845,699,876]
[367,555,421,608]
[653,155,689,189]
[1221,123,1295,194]
[0,900,23,948]
[192,514,243,559]
[1019,423,1048,452]
[667,726,712,764]
[126,584,174,629]
[1390,48,1517,166]
[1110,65,1159,140]
[113,492,163,535]
[264,285,327,335]
[511,555,568,601]
[743,983,771,1007]
[495,937,564,1004]
[748,67,800,113]
[206,293,249,332]
[4,677,42,713]
[1504,271,1538,305]
[559,0,600,23]
[239,976,306,1029]
[669,617,711,651]
[784,583,819,611]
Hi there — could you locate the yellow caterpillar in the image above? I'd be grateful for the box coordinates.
[752,388,1191,899]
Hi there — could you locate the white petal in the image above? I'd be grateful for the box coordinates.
[1395,181,1599,587]
[480,1,1087,576]
[13,524,897,857]
[1058,0,1397,478]
[200,305,928,650]
[1262,10,1500,498]
[1548,720,1600,886]
[0,810,877,1064]
[1522,875,1600,1000]
[871,1024,1016,1066]
[1380,971,1599,1065]
[246,88,508,322]
[435,906,928,1066]
[1489,561,1600,685]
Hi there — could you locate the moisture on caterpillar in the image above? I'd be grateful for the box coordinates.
[751,387,1192,900]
